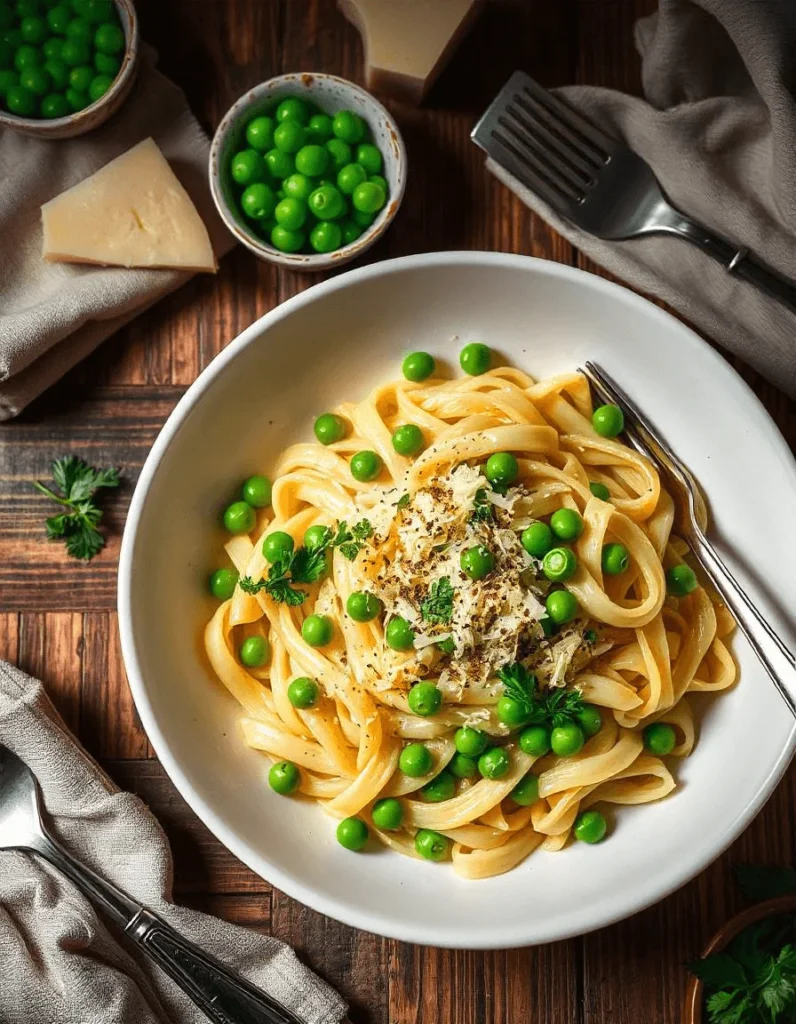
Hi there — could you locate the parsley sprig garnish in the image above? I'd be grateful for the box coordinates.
[33,456,120,561]
[470,487,495,523]
[420,577,454,626]
[497,662,586,727]
[240,518,373,603]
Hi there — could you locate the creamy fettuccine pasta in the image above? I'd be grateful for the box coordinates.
[204,356,736,879]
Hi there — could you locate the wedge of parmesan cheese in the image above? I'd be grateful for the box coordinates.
[41,138,217,272]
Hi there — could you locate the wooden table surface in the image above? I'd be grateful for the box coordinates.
[3,2,796,1021]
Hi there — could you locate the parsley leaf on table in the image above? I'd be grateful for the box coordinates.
[420,577,454,626]
[33,456,120,561]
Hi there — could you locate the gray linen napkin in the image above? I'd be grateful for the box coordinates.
[487,0,796,395]
[0,46,234,422]
[0,661,347,1024]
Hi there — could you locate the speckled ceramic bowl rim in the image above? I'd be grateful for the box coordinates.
[683,894,796,1023]
[208,72,407,270]
[0,0,139,137]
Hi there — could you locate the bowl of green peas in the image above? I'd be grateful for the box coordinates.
[0,0,137,138]
[209,73,406,270]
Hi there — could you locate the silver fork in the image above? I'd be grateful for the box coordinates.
[472,71,796,312]
[581,360,796,715]
[0,745,305,1024]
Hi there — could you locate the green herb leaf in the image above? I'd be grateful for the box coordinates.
[470,487,494,523]
[420,577,454,626]
[689,954,748,992]
[735,865,796,902]
[396,493,411,510]
[290,544,330,584]
[34,456,120,562]
[497,662,587,729]
[333,518,372,560]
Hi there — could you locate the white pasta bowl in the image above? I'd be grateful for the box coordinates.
[118,252,796,949]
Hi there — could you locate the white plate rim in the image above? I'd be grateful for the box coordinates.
[118,251,796,948]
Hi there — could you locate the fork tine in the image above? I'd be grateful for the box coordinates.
[579,364,657,463]
[519,74,617,159]
[510,93,602,179]
[494,119,585,203]
[488,128,580,211]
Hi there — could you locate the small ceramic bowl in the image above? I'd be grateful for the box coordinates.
[209,73,407,271]
[682,895,796,1023]
[0,0,139,139]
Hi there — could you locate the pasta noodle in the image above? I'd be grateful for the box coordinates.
[204,363,736,878]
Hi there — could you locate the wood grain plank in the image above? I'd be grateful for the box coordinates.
[180,892,272,932]
[105,759,270,895]
[16,612,82,732]
[0,614,19,663]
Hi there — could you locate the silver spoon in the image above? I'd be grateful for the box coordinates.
[0,743,306,1024]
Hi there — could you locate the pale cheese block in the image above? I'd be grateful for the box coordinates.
[338,0,483,105]
[41,137,217,273]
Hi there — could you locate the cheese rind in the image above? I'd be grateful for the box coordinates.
[41,137,217,273]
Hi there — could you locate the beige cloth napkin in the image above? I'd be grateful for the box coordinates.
[0,661,347,1024]
[0,46,234,421]
[488,0,796,395]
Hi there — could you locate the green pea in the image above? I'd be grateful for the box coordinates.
[306,111,332,141]
[576,705,602,737]
[262,531,294,563]
[304,525,330,550]
[455,726,488,757]
[352,208,376,228]
[14,44,41,71]
[666,564,697,597]
[421,769,455,803]
[287,676,319,709]
[19,64,48,94]
[589,481,611,501]
[0,27,21,49]
[46,3,70,32]
[372,797,402,831]
[325,137,352,172]
[346,591,381,623]
[80,0,112,23]
[209,567,238,600]
[542,546,578,582]
[282,172,313,200]
[485,451,518,486]
[313,412,347,444]
[350,450,382,482]
[302,614,333,647]
[601,542,629,576]
[276,96,311,125]
[93,20,123,53]
[42,56,67,87]
[573,809,607,844]
[0,6,11,32]
[521,522,553,558]
[245,114,275,152]
[460,545,495,581]
[60,37,89,64]
[93,49,118,77]
[368,173,388,193]
[239,635,270,668]
[294,142,329,177]
[230,149,266,186]
[550,722,584,757]
[355,142,382,174]
[399,741,432,777]
[240,182,276,220]
[519,724,551,757]
[264,147,294,179]
[540,615,558,638]
[66,15,92,43]
[436,636,456,655]
[391,423,424,456]
[459,342,491,376]
[64,84,87,110]
[402,351,435,382]
[270,225,305,253]
[546,589,579,625]
[332,108,365,144]
[42,36,64,58]
[268,760,300,795]
[385,616,414,651]
[275,196,307,231]
[222,500,255,534]
[308,183,344,220]
[339,219,361,245]
[550,508,583,541]
[0,68,18,94]
[351,180,385,213]
[592,403,624,438]
[67,62,91,90]
[20,14,47,42]
[309,220,342,253]
[407,682,442,717]
[496,695,531,729]
[643,722,676,756]
[16,0,39,18]
[273,118,306,153]
[478,746,510,779]
[241,474,271,508]
[415,828,449,862]
[337,161,367,195]
[38,90,65,117]
[511,773,539,806]
[449,752,478,779]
